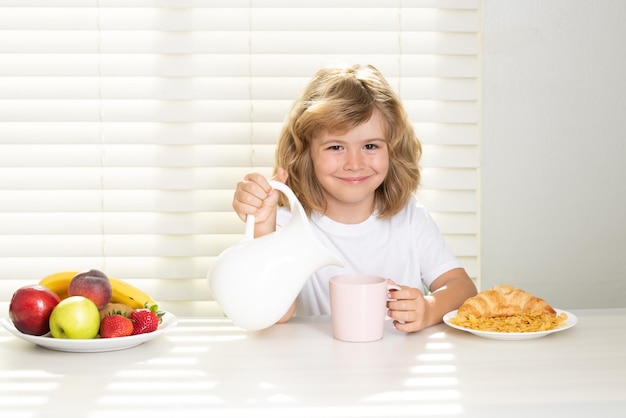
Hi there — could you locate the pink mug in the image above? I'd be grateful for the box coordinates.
[329,274,400,342]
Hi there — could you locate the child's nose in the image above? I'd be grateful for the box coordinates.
[344,151,365,170]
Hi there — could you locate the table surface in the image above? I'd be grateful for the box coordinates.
[2,308,625,418]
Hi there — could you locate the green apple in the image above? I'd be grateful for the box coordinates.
[49,296,100,339]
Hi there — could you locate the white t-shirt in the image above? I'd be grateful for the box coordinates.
[276,195,462,316]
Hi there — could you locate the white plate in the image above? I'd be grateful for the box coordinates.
[2,311,178,352]
[443,309,577,340]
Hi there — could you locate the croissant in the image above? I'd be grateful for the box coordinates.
[456,284,556,318]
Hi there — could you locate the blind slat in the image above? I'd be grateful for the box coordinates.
[0,100,478,124]
[0,54,479,78]
[0,77,478,101]
[0,145,274,167]
[1,31,478,55]
[0,122,478,146]
[0,7,478,31]
[0,213,243,234]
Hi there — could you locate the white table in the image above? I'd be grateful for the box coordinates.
[1,308,625,418]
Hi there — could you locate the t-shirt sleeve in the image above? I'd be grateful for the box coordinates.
[411,203,463,288]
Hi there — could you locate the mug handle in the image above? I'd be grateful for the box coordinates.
[244,180,299,241]
[385,284,401,321]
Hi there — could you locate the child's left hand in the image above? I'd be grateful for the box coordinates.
[386,269,477,333]
[386,280,431,333]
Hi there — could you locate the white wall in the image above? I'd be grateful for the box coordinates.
[481,0,626,308]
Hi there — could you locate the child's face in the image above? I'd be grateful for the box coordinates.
[310,109,389,223]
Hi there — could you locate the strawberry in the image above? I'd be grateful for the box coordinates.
[100,314,133,338]
[130,305,162,335]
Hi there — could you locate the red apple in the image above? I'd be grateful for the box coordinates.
[68,269,112,310]
[9,285,61,336]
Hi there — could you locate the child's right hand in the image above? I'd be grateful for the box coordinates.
[232,168,289,230]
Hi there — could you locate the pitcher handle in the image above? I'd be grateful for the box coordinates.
[244,180,300,241]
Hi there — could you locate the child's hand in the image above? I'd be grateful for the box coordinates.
[386,270,476,333]
[386,280,431,333]
[232,168,289,226]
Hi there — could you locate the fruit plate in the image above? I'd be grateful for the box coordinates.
[442,309,577,341]
[1,311,178,352]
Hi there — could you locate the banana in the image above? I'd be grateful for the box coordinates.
[38,271,76,300]
[109,277,156,310]
[38,270,156,310]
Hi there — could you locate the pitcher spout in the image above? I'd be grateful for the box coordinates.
[280,199,344,272]
[298,240,344,277]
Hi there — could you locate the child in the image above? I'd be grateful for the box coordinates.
[232,64,477,333]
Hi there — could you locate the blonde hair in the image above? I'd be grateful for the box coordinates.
[275,64,422,218]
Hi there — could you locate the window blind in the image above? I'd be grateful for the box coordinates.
[0,0,480,316]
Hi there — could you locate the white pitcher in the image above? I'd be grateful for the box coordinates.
[208,181,344,331]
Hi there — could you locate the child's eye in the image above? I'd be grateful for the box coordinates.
[364,144,378,150]
[327,145,343,151]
